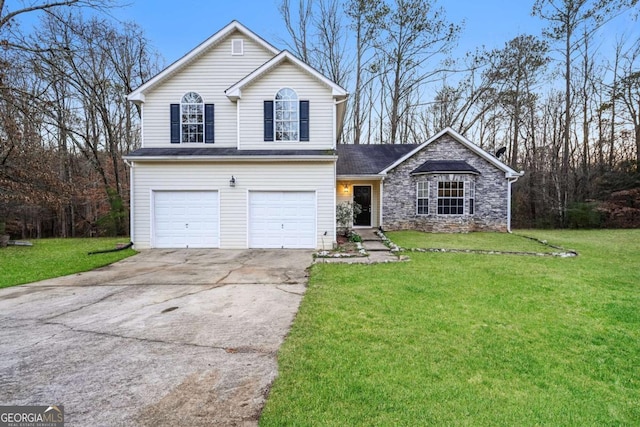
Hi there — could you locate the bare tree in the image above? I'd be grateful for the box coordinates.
[313,0,350,87]
[617,38,640,171]
[484,35,549,168]
[279,0,314,63]
[0,0,117,49]
[376,0,459,144]
[344,0,388,144]
[533,0,639,224]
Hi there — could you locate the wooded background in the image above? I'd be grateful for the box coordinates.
[1,0,639,238]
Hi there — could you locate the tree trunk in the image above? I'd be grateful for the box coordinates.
[562,27,571,226]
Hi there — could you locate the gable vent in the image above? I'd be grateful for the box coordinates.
[231,39,244,56]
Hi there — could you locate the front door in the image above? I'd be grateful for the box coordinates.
[353,185,372,227]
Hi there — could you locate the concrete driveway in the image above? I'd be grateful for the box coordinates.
[0,249,312,426]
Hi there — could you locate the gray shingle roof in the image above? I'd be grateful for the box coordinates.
[411,160,481,175]
[336,144,418,175]
[125,147,336,157]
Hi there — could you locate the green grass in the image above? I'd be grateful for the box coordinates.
[387,230,559,253]
[0,238,136,288]
[261,230,640,426]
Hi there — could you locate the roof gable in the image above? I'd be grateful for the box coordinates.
[128,21,279,103]
[381,128,523,178]
[225,50,348,100]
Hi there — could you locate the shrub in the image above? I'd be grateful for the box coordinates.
[567,202,604,229]
[336,201,362,236]
[348,231,362,243]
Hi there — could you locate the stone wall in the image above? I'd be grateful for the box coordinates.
[382,134,509,232]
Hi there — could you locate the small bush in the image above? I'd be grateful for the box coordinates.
[336,201,362,236]
[348,231,362,243]
[567,202,604,229]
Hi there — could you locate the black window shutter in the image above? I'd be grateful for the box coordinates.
[264,100,274,141]
[170,104,180,143]
[299,100,309,141]
[204,104,215,144]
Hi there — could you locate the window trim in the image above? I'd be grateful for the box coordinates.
[416,181,429,215]
[274,88,299,142]
[231,38,244,55]
[180,92,204,144]
[467,181,475,215]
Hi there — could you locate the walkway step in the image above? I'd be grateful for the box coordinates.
[363,241,389,251]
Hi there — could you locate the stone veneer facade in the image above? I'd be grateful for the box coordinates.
[382,134,509,232]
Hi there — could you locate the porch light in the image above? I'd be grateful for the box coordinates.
[343,184,349,193]
[230,176,236,187]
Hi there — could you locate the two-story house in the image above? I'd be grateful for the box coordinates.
[125,21,522,249]
[126,21,347,249]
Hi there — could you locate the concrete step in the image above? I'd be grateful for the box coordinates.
[362,241,389,252]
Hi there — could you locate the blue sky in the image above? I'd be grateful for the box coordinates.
[10,0,638,72]
[110,1,549,66]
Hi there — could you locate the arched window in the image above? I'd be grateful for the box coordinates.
[181,92,204,143]
[275,88,298,141]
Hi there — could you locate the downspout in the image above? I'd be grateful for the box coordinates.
[379,176,385,230]
[506,175,520,233]
[237,98,241,149]
[124,159,135,247]
[332,160,337,247]
[333,97,348,148]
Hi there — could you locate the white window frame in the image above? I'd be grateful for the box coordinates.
[437,181,465,215]
[231,38,244,55]
[275,88,299,142]
[181,92,204,143]
[416,181,429,215]
[467,181,475,215]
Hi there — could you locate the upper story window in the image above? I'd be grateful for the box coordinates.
[181,92,204,143]
[275,88,299,141]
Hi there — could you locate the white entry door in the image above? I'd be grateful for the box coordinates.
[249,191,316,248]
[153,191,219,248]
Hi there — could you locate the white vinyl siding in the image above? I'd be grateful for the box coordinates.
[131,161,335,249]
[240,61,335,150]
[141,30,274,148]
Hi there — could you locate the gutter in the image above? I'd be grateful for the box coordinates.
[336,174,385,180]
[123,155,338,162]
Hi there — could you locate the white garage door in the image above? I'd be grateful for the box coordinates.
[153,191,219,248]
[249,191,316,249]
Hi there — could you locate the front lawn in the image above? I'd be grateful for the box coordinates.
[260,230,640,425]
[387,229,560,253]
[0,238,136,288]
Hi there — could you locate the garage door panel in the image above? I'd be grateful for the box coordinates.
[153,191,219,248]
[249,191,316,249]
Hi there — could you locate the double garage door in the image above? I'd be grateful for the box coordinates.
[153,190,315,249]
